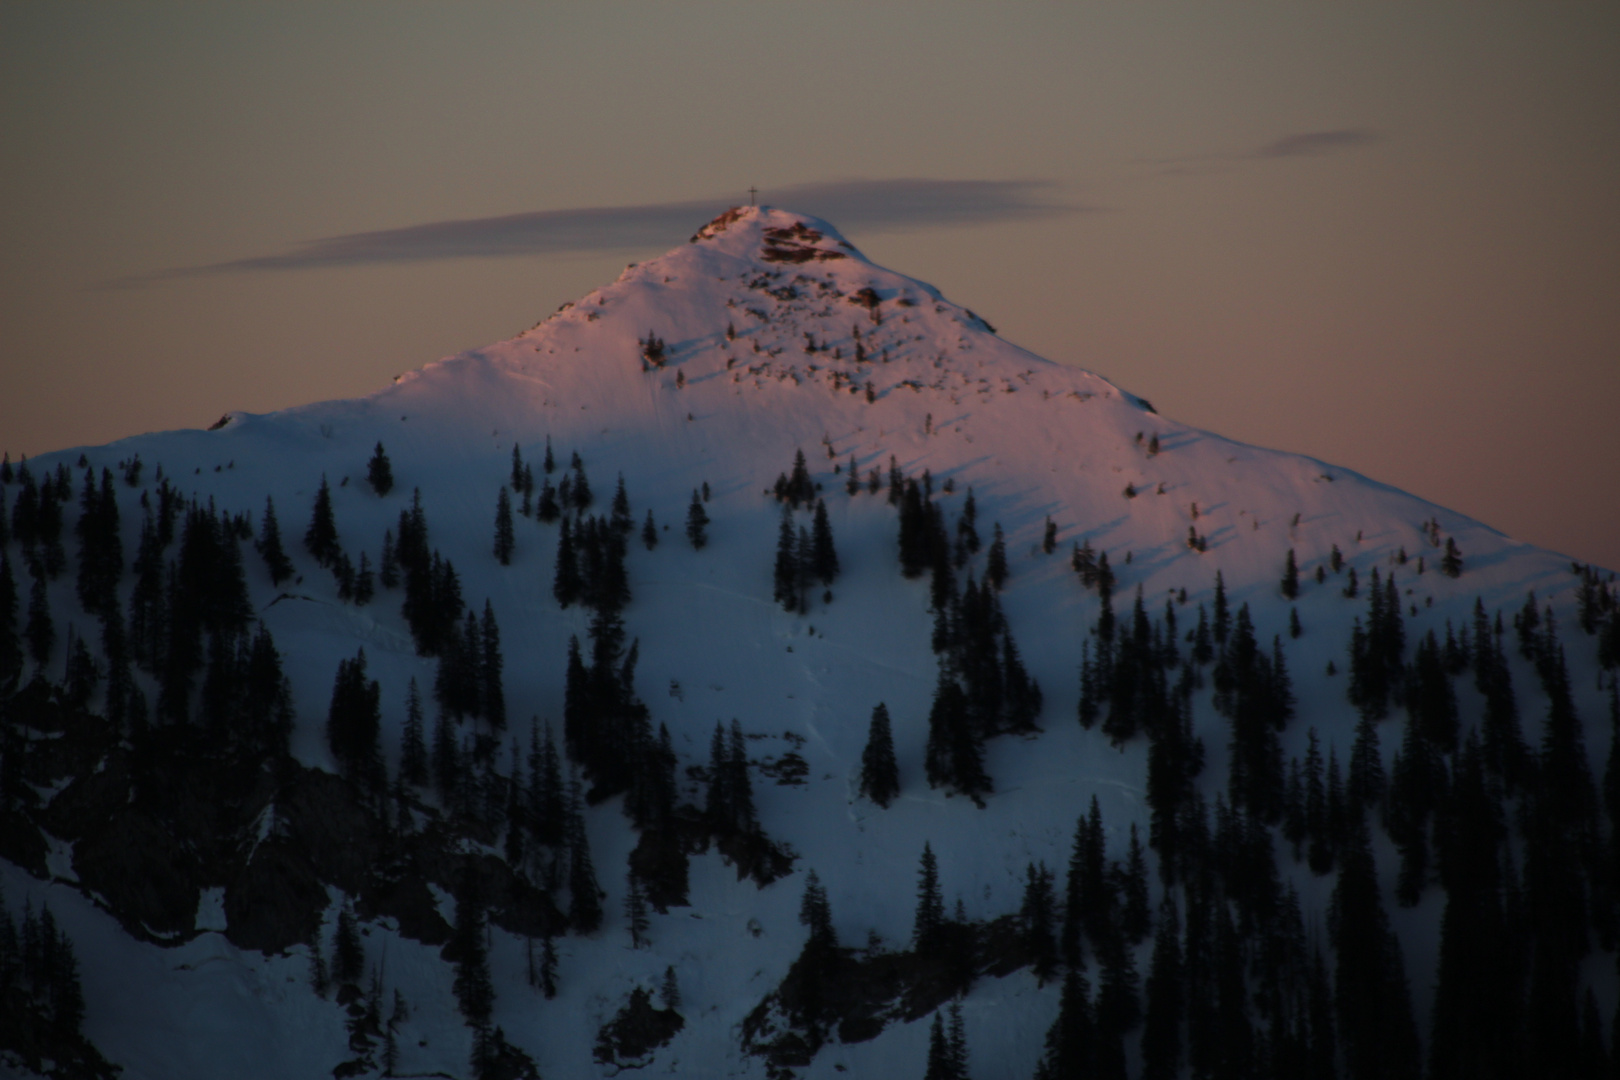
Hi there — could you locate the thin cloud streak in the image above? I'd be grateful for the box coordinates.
[1251,129,1381,159]
[115,179,1083,287]
[1141,128,1383,177]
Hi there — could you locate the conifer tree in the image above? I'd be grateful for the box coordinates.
[327,649,383,790]
[1064,798,1111,962]
[772,504,798,611]
[1035,970,1095,1080]
[378,528,398,590]
[0,553,20,687]
[625,872,650,949]
[538,935,558,999]
[1192,603,1213,665]
[543,436,555,474]
[1441,536,1463,578]
[1212,570,1229,644]
[36,478,65,579]
[947,1001,970,1080]
[367,442,394,496]
[727,719,756,832]
[957,487,980,560]
[529,720,566,848]
[481,601,506,732]
[610,475,632,536]
[73,467,122,617]
[1305,729,1333,874]
[925,1011,956,1080]
[553,516,581,607]
[450,869,495,1028]
[810,498,839,584]
[1289,606,1302,639]
[685,490,708,550]
[641,509,658,551]
[705,721,731,830]
[798,868,837,952]
[1282,548,1299,599]
[1043,515,1058,554]
[1523,633,1597,1076]
[924,674,989,799]
[401,677,428,788]
[1345,712,1384,811]
[432,709,460,803]
[1096,924,1142,1080]
[1332,812,1422,1080]
[566,776,603,932]
[1140,894,1183,1080]
[858,703,900,807]
[661,965,681,1011]
[333,905,364,986]
[795,525,814,612]
[914,842,946,952]
[510,444,524,490]
[333,550,356,601]
[309,935,330,998]
[493,488,514,565]
[536,477,560,523]
[985,523,1008,590]
[1213,606,1287,822]
[1077,640,1099,730]
[1407,629,1459,752]
[304,476,339,567]
[1119,825,1151,943]
[24,564,53,668]
[1428,733,1517,1080]
[570,454,593,510]
[1021,861,1059,985]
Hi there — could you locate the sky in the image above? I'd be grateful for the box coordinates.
[2,2,1617,570]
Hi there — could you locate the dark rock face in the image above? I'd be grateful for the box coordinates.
[593,987,684,1068]
[0,809,48,877]
[629,826,690,912]
[225,837,328,953]
[276,769,382,896]
[355,872,449,947]
[742,914,1032,1075]
[39,754,129,840]
[74,811,202,940]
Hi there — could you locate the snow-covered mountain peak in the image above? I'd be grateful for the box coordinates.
[687,204,858,260]
[4,204,1616,1080]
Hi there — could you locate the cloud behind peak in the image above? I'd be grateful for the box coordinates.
[117,179,1083,287]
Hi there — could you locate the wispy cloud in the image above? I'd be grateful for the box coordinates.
[1143,128,1383,177]
[113,179,1081,287]
[1249,129,1381,159]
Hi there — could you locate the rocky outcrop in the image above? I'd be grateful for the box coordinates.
[593,987,684,1071]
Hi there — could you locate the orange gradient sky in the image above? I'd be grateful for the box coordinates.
[2,3,1617,568]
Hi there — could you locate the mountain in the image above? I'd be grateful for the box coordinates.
[1,205,1616,1080]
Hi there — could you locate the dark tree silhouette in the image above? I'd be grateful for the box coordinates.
[304,476,339,567]
[858,703,900,807]
[367,442,394,495]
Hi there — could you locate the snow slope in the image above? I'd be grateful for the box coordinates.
[2,205,1612,1079]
